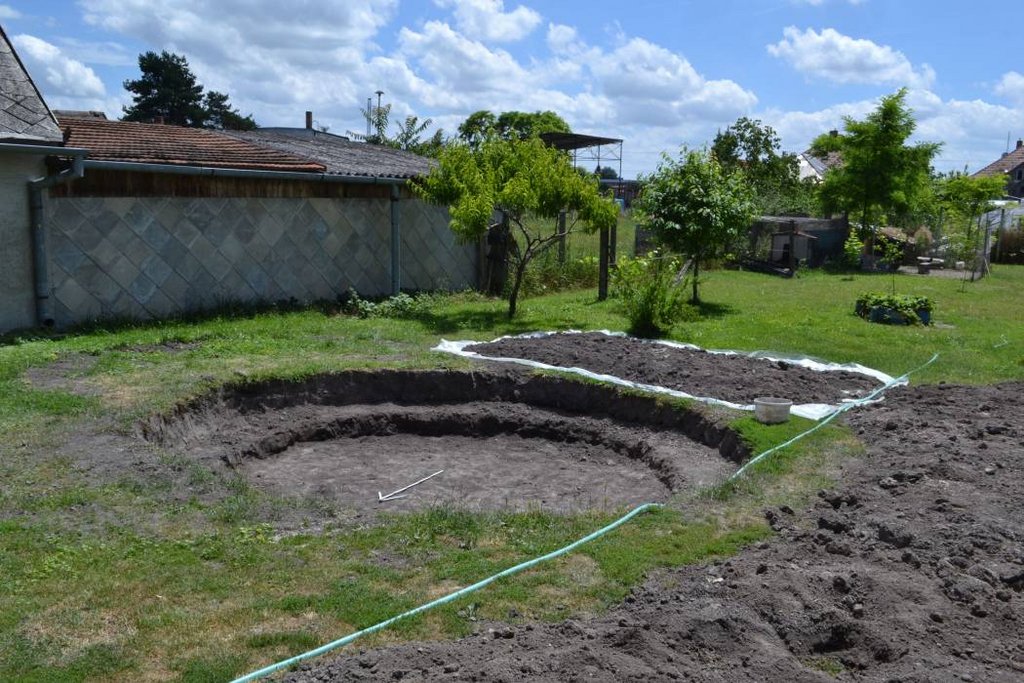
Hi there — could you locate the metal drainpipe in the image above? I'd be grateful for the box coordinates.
[28,154,86,327]
[390,183,401,295]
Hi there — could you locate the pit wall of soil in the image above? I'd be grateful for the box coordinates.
[139,369,750,464]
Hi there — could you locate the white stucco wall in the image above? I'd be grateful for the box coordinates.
[0,153,43,333]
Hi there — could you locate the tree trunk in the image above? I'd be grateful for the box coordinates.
[507,256,530,318]
[691,257,700,304]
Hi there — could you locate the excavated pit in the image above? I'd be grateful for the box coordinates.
[142,369,749,517]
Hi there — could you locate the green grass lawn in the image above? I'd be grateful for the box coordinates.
[1,265,1021,681]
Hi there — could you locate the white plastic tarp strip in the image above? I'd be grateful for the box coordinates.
[433,330,901,421]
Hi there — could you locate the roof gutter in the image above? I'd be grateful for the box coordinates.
[1,142,89,155]
[27,147,90,327]
[81,159,409,185]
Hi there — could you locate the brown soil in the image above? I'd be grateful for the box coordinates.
[144,369,747,522]
[280,379,1024,682]
[465,332,882,405]
[22,348,1023,681]
[22,352,101,396]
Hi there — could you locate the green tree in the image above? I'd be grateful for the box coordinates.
[123,51,205,126]
[122,51,255,129]
[495,110,570,139]
[202,90,256,131]
[936,173,1006,285]
[352,104,445,156]
[595,165,618,179]
[457,109,570,145]
[457,110,497,148]
[809,130,844,158]
[414,136,617,317]
[818,89,940,232]
[711,117,804,215]
[636,147,756,304]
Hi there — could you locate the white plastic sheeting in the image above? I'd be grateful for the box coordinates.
[433,330,900,421]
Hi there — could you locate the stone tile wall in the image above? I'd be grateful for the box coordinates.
[43,195,476,327]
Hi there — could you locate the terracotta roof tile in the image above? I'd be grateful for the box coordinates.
[972,146,1024,177]
[57,115,326,173]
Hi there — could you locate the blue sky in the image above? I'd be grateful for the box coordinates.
[3,0,1020,178]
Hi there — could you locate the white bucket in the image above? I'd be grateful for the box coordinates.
[754,397,792,424]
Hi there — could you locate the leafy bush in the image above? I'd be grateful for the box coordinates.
[342,289,440,318]
[611,253,692,337]
[854,292,934,325]
[842,231,864,268]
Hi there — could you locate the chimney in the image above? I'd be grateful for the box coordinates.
[305,111,313,130]
[154,115,164,125]
[1017,139,1023,150]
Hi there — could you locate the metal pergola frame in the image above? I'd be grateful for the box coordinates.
[539,132,623,180]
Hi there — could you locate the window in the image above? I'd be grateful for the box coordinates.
[1017,168,1023,181]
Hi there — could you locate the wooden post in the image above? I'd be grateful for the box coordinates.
[485,214,510,296]
[609,219,618,268]
[788,219,796,272]
[598,224,609,300]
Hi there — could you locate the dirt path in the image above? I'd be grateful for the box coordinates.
[465,332,882,405]
[284,383,1024,682]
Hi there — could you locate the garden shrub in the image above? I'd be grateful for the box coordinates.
[854,292,934,325]
[611,253,691,337]
[343,289,440,318]
[843,231,864,268]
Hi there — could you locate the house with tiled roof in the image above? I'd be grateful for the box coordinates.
[972,139,1024,199]
[0,23,476,333]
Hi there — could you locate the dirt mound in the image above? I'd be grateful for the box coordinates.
[466,332,882,405]
[284,382,1024,682]
[146,370,747,518]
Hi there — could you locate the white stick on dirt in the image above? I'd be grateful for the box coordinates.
[377,469,445,502]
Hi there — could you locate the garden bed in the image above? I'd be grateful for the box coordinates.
[460,331,884,405]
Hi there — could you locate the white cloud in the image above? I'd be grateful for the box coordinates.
[434,0,540,42]
[767,27,934,88]
[591,37,756,127]
[11,34,106,99]
[0,4,21,19]
[398,21,529,99]
[77,0,398,130]
[994,71,1024,108]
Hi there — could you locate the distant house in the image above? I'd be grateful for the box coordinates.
[798,150,842,182]
[972,139,1024,199]
[0,20,476,333]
